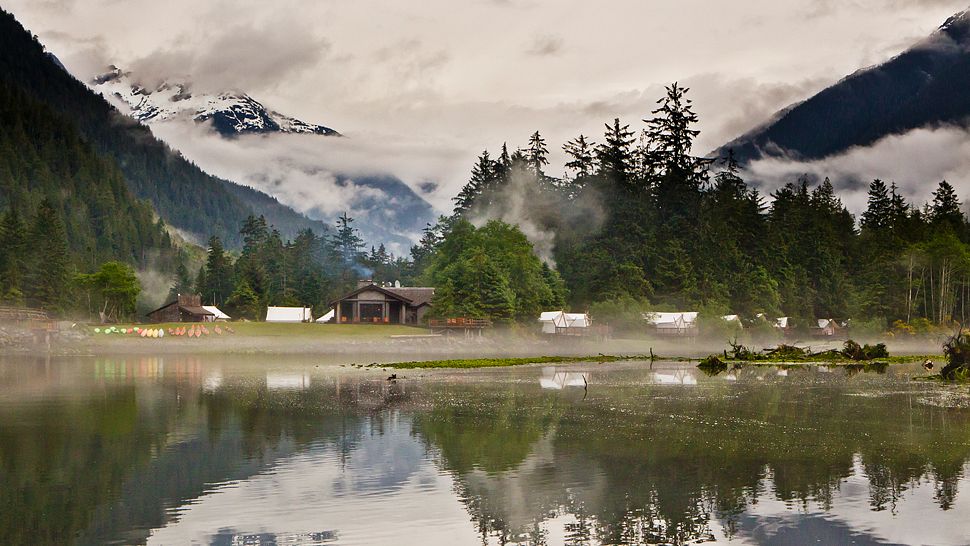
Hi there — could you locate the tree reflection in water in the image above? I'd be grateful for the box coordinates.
[0,356,968,545]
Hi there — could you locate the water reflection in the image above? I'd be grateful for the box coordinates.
[539,368,589,390]
[1,356,969,544]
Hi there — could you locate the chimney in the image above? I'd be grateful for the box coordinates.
[357,279,374,290]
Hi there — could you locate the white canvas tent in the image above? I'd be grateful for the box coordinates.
[643,312,699,336]
[315,309,335,323]
[538,311,592,334]
[265,306,313,323]
[202,305,230,321]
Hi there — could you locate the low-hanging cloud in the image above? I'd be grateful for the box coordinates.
[743,123,970,216]
[147,120,466,254]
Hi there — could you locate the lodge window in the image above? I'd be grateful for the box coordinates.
[359,302,384,323]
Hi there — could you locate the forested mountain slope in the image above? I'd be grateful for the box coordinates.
[0,9,328,247]
[715,9,970,164]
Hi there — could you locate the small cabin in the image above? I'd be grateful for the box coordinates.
[330,281,434,325]
[813,318,841,338]
[147,294,214,323]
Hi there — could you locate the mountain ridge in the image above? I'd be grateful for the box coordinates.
[714,6,970,165]
[93,66,340,138]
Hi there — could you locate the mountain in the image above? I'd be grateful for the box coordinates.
[715,8,970,165]
[0,9,329,248]
[93,66,340,138]
[90,68,436,252]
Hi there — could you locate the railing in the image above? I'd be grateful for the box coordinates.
[0,306,51,322]
[428,318,492,329]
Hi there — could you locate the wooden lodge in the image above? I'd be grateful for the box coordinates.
[330,281,434,325]
[146,294,214,323]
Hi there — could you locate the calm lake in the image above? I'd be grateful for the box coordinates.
[2,356,970,545]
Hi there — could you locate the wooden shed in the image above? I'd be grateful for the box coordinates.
[146,294,214,323]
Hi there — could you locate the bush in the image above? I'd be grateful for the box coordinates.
[589,296,651,335]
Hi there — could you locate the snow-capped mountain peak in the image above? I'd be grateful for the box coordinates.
[92,66,340,137]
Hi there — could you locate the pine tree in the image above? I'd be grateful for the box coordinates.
[563,135,595,180]
[453,150,495,215]
[0,207,27,301]
[168,259,194,300]
[646,83,711,217]
[931,180,964,232]
[595,118,635,186]
[23,198,69,311]
[202,236,232,305]
[526,131,549,177]
[495,143,512,183]
[861,179,892,232]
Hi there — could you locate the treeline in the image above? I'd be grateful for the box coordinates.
[193,213,414,320]
[437,83,970,329]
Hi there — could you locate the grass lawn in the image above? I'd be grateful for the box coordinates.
[88,322,430,339]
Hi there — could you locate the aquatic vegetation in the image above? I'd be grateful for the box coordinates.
[722,340,889,363]
[842,340,889,361]
[941,330,970,380]
[697,355,728,376]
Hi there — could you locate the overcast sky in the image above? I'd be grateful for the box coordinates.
[5,0,970,212]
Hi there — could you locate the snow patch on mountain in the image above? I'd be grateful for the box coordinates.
[92,66,339,137]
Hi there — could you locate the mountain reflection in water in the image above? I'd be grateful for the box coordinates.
[1,356,969,545]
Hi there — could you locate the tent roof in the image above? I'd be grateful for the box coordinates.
[315,309,335,323]
[538,311,591,328]
[644,312,698,326]
[203,305,230,320]
[562,313,591,328]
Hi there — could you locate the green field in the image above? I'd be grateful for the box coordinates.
[88,322,431,339]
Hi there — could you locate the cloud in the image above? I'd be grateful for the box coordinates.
[127,21,331,94]
[743,124,970,216]
[145,120,460,253]
[526,35,563,56]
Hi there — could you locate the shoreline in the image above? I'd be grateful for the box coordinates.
[0,322,950,363]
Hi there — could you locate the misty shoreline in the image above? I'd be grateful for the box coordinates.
[0,327,947,362]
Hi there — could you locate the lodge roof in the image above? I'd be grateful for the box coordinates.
[146,300,214,317]
[385,287,435,307]
[329,283,435,307]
